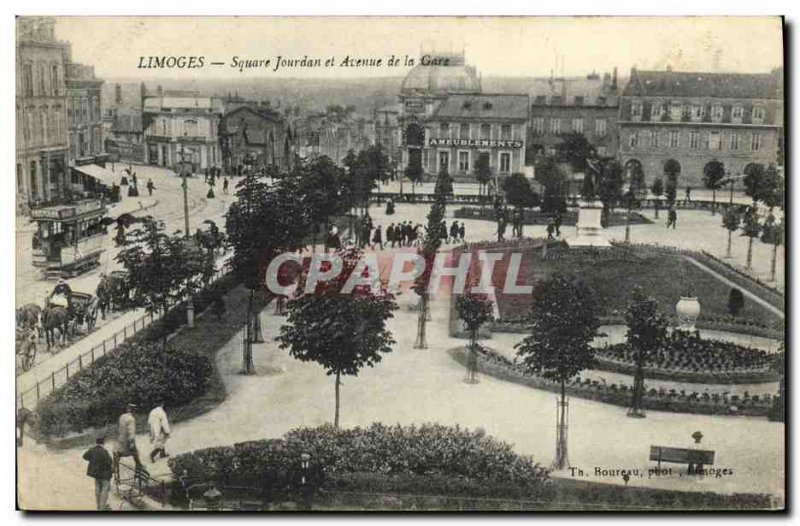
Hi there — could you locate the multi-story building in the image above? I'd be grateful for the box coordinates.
[528,70,620,160]
[143,93,223,172]
[373,103,402,176]
[65,59,104,164]
[218,103,294,175]
[423,93,529,179]
[102,82,146,163]
[15,16,69,209]
[618,67,784,188]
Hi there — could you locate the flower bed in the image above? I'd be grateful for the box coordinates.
[168,423,550,501]
[595,330,779,384]
[449,346,773,417]
[453,207,652,227]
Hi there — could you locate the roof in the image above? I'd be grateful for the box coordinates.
[400,54,481,96]
[143,96,223,112]
[528,76,620,107]
[222,105,283,123]
[431,94,529,121]
[71,164,118,186]
[623,69,783,100]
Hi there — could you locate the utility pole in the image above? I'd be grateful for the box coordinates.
[180,133,190,239]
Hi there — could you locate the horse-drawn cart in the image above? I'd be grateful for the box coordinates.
[30,199,108,279]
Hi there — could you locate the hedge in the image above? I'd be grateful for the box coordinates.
[168,423,550,500]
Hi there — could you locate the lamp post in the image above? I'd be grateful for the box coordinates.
[179,133,190,239]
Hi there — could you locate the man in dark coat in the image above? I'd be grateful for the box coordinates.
[290,452,324,510]
[386,223,395,248]
[83,437,114,510]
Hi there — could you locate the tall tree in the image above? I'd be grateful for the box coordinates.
[741,206,761,270]
[598,159,624,226]
[474,152,492,209]
[760,213,784,282]
[404,151,424,200]
[456,288,494,384]
[515,274,600,470]
[297,155,344,251]
[721,206,741,258]
[663,161,681,205]
[413,194,447,349]
[535,156,566,214]
[625,286,668,418]
[434,165,454,197]
[501,173,539,213]
[702,159,726,215]
[279,247,397,427]
[557,132,593,174]
[650,177,664,219]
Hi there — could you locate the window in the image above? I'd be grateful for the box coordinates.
[682,105,692,120]
[651,102,664,121]
[691,104,705,121]
[16,163,23,193]
[595,119,607,136]
[730,133,740,150]
[29,161,37,195]
[690,131,700,149]
[439,123,449,138]
[631,101,643,118]
[669,130,680,148]
[596,96,607,106]
[549,118,561,134]
[500,124,511,140]
[751,133,762,151]
[670,102,682,121]
[641,130,652,148]
[571,118,584,133]
[574,96,584,106]
[551,95,563,105]
[534,95,546,105]
[459,123,470,140]
[708,131,722,151]
[422,149,430,169]
[50,65,59,96]
[458,151,470,173]
[732,105,744,122]
[480,124,491,140]
[499,152,511,173]
[184,119,198,137]
[752,106,766,123]
[652,131,659,149]
[22,64,33,96]
[629,131,638,148]
[711,105,724,122]
[438,151,449,172]
[532,117,545,134]
[38,65,47,96]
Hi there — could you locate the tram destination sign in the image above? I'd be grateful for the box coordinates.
[428,138,523,149]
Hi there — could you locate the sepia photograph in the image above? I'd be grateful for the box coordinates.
[12,14,786,512]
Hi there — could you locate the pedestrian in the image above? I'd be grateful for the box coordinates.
[459,222,466,241]
[291,452,324,511]
[148,401,171,463]
[115,403,146,479]
[372,225,383,250]
[554,212,562,237]
[223,177,229,195]
[400,221,409,247]
[685,186,692,203]
[83,436,114,511]
[386,223,395,248]
[146,178,155,196]
[450,220,459,244]
[667,208,677,229]
[546,219,556,240]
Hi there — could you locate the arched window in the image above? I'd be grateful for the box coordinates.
[184,118,198,137]
[51,64,60,96]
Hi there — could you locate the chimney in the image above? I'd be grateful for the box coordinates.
[612,67,618,91]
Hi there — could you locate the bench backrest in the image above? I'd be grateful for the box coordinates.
[650,445,715,465]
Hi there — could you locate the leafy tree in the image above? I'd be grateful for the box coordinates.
[760,213,784,282]
[598,159,624,225]
[474,152,492,209]
[727,288,745,319]
[342,145,389,216]
[702,160,726,215]
[226,173,311,372]
[535,156,567,214]
[625,286,668,417]
[434,165,454,197]
[515,274,600,469]
[721,206,741,258]
[456,289,495,383]
[663,160,681,204]
[650,177,664,218]
[279,247,397,427]
[743,163,766,204]
[557,132,593,174]
[501,173,539,212]
[297,155,345,251]
[404,151,424,200]
[741,206,761,270]
[745,164,784,210]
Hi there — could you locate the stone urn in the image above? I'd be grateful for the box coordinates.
[676,296,700,332]
[567,200,611,248]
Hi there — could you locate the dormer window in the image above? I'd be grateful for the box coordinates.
[483,102,493,110]
[752,105,766,123]
[732,104,744,123]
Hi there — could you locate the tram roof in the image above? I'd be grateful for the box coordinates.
[30,200,107,222]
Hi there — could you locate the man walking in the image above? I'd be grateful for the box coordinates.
[223,177,229,195]
[148,402,171,463]
[83,437,113,511]
[146,178,155,196]
[685,186,692,203]
[386,223,395,248]
[115,404,146,480]
[291,452,324,510]
[372,225,383,250]
[667,208,677,229]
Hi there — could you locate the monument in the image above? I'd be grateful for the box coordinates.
[567,155,611,248]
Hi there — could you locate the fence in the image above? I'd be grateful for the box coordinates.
[16,266,230,411]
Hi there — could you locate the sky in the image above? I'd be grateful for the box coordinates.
[48,16,784,80]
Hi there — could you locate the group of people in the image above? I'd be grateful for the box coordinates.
[82,402,171,510]
[385,221,423,248]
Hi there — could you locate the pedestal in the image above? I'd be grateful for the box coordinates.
[566,200,611,248]
[676,296,700,332]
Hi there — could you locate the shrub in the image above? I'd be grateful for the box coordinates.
[169,423,549,499]
[37,341,213,437]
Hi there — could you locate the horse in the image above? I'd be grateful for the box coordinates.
[97,272,129,318]
[69,292,99,334]
[16,304,42,336]
[41,306,71,351]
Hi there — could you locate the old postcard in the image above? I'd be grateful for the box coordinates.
[15,15,785,511]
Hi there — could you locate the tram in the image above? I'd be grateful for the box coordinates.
[30,199,108,279]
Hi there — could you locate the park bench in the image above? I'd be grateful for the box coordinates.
[649,445,715,471]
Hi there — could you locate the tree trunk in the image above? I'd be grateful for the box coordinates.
[553,379,568,470]
[414,292,428,349]
[711,188,716,216]
[243,289,255,373]
[770,243,778,282]
[334,370,341,428]
[654,199,660,219]
[726,229,733,258]
[624,207,631,243]
[746,236,754,269]
[628,344,646,418]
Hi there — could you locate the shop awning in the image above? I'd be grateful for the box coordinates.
[71,164,118,186]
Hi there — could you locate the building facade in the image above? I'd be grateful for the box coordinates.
[65,60,104,165]
[528,70,620,160]
[143,94,223,172]
[618,67,784,188]
[15,17,69,209]
[102,82,146,163]
[218,104,294,174]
